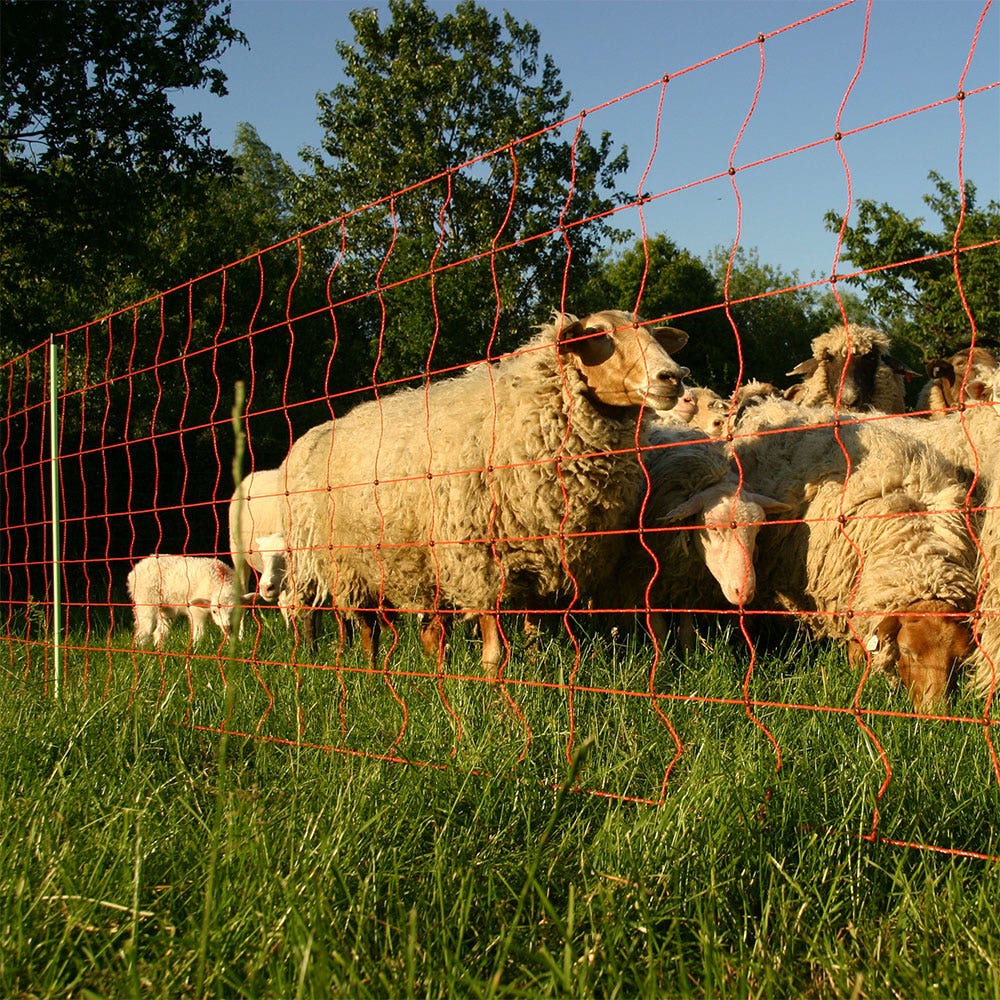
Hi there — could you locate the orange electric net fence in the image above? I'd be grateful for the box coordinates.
[2,1,999,860]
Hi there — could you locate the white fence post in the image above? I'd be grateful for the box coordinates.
[49,336,62,698]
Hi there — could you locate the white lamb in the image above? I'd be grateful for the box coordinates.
[655,386,729,438]
[127,554,238,648]
[280,309,691,674]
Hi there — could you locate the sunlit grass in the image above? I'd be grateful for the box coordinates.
[1,615,998,997]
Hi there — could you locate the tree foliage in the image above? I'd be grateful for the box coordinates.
[0,0,247,353]
[824,171,1000,359]
[578,237,849,393]
[293,0,630,384]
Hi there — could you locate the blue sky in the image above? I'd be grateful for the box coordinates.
[173,0,999,281]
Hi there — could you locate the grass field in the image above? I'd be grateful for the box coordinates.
[2,614,999,998]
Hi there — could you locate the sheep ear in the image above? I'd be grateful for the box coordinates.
[882,352,920,378]
[926,358,953,380]
[742,492,793,517]
[553,317,607,363]
[786,358,819,377]
[659,493,708,523]
[651,325,688,354]
[243,592,256,601]
[552,314,587,344]
[191,597,211,607]
[964,379,988,400]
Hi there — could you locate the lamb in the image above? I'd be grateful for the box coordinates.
[783,323,918,413]
[127,554,238,648]
[731,398,978,710]
[279,309,690,674]
[916,341,998,417]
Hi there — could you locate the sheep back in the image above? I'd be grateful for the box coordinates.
[282,318,666,620]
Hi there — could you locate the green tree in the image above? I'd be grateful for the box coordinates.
[706,246,847,391]
[576,235,734,387]
[1,0,247,352]
[293,0,630,387]
[824,171,1000,359]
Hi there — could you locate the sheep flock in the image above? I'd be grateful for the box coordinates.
[127,313,999,715]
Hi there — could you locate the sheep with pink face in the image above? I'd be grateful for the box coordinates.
[127,554,239,648]
[608,427,789,648]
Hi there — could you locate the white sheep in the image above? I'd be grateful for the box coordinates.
[878,373,999,484]
[732,397,978,710]
[127,554,238,648]
[960,374,1000,699]
[609,427,790,649]
[783,323,917,413]
[228,469,288,601]
[969,461,1000,699]
[280,309,691,674]
[229,470,321,644]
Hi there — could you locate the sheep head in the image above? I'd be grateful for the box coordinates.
[253,531,289,602]
[784,324,917,412]
[849,599,972,711]
[554,310,689,411]
[190,579,238,637]
[921,344,999,415]
[661,484,791,606]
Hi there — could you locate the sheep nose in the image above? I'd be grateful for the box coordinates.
[656,366,689,387]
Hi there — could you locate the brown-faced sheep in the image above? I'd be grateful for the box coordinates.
[732,398,978,710]
[280,310,690,674]
[660,386,730,438]
[916,341,998,417]
[783,323,918,413]
[127,554,238,648]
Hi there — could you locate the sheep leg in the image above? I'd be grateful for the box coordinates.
[676,612,697,654]
[357,610,381,667]
[151,611,171,649]
[299,607,318,651]
[478,613,502,676]
[419,614,448,661]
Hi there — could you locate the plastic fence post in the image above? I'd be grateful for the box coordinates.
[49,336,62,698]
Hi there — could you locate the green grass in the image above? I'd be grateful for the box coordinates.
[1,615,999,998]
